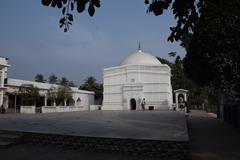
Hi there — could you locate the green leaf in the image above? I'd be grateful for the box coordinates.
[51,0,58,7]
[62,7,66,15]
[92,0,100,8]
[57,0,62,8]
[42,0,52,6]
[77,0,86,13]
[71,2,74,10]
[88,3,95,16]
[59,17,65,24]
[68,14,73,21]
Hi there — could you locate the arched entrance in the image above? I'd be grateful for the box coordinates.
[130,98,136,110]
[178,94,185,110]
[178,94,184,103]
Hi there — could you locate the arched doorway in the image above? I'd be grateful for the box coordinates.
[178,94,185,110]
[178,94,184,103]
[130,98,136,110]
[76,97,81,107]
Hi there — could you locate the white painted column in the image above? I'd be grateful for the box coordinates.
[1,70,4,87]
[44,95,47,106]
[175,93,179,111]
[74,100,77,107]
[0,91,3,106]
[184,93,187,102]
[0,69,5,106]
[14,95,17,113]
[64,99,67,106]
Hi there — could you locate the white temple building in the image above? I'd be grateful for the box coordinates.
[102,47,173,110]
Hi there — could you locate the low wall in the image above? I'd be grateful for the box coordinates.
[21,132,189,159]
[90,105,102,110]
[20,106,36,114]
[42,106,85,113]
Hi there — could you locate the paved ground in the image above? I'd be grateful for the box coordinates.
[3,110,240,160]
[0,110,188,141]
[0,110,187,160]
[188,110,240,160]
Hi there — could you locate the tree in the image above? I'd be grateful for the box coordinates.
[42,0,101,32]
[47,85,72,106]
[183,0,240,99]
[48,73,58,84]
[157,56,216,110]
[79,76,103,104]
[18,85,41,106]
[157,56,194,91]
[35,74,45,83]
[60,77,69,86]
[47,86,58,105]
[168,51,176,58]
[79,76,98,91]
[68,81,76,87]
[56,85,72,105]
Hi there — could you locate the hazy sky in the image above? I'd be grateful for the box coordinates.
[0,0,185,85]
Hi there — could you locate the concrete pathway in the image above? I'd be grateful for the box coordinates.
[188,110,240,160]
[0,111,188,141]
[0,111,188,160]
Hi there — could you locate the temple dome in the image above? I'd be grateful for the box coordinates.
[120,50,161,66]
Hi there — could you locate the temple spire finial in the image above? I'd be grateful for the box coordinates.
[138,42,141,52]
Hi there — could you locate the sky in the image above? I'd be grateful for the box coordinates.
[0,0,185,85]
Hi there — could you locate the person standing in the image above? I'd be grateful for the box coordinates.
[0,104,5,114]
[141,98,146,110]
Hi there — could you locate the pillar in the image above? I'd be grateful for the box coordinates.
[44,95,47,106]
[0,91,3,106]
[0,69,5,106]
[184,93,187,102]
[1,70,4,87]
[14,95,17,113]
[175,93,178,110]
[74,100,77,107]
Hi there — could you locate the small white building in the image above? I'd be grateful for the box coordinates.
[0,56,95,113]
[174,89,188,111]
[103,48,173,110]
[6,78,95,112]
[0,56,10,107]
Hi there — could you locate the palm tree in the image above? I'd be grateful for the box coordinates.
[60,77,69,86]
[79,76,97,91]
[48,73,58,84]
[79,76,103,105]
[35,74,45,82]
